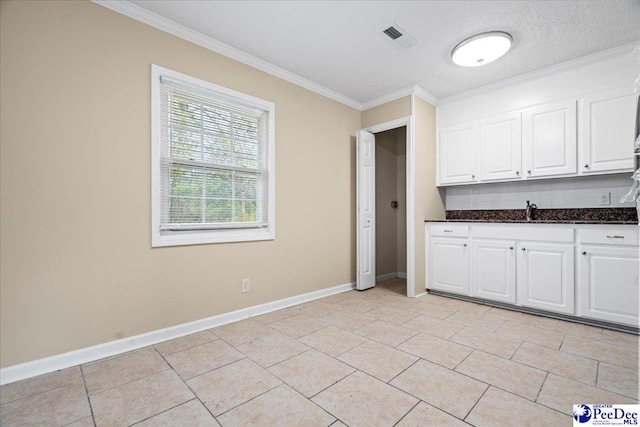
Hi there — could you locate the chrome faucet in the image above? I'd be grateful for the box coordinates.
[526,200,537,222]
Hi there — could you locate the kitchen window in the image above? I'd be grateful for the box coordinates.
[151,65,275,247]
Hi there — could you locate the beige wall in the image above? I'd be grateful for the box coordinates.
[361,97,411,129]
[0,1,361,367]
[413,96,446,295]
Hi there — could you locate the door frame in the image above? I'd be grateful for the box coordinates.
[360,116,416,297]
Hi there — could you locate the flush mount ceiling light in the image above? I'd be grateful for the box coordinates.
[451,31,512,67]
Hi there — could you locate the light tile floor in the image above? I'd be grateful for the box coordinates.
[1,278,638,426]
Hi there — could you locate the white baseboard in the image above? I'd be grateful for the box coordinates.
[376,272,407,282]
[414,291,427,299]
[0,281,355,386]
[375,272,398,282]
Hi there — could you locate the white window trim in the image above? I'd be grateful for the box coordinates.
[151,64,275,247]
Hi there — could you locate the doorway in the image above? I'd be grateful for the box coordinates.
[357,116,415,297]
[374,127,407,285]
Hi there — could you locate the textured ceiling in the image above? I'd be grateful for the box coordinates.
[129,0,640,103]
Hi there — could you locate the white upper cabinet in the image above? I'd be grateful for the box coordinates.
[579,85,637,174]
[523,99,577,178]
[438,121,478,185]
[479,111,522,181]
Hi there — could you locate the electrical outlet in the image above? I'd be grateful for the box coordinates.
[599,192,611,206]
[241,278,250,293]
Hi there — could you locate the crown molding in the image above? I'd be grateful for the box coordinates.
[92,0,363,110]
[412,85,439,107]
[362,85,439,110]
[361,86,414,110]
[438,41,639,106]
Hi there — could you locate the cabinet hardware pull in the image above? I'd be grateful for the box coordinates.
[582,251,587,255]
[515,171,520,175]
[606,235,624,239]
[472,174,475,179]
[463,243,467,247]
[521,247,526,251]
[527,170,532,174]
[509,246,514,250]
[443,230,453,232]
[584,164,589,168]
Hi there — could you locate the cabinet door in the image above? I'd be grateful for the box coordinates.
[429,237,469,295]
[523,99,577,178]
[438,121,478,185]
[578,246,639,326]
[580,86,636,174]
[471,240,516,303]
[517,243,575,314]
[479,112,522,182]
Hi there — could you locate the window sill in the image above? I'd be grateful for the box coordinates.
[151,227,275,247]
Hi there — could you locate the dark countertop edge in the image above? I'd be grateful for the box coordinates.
[425,219,639,225]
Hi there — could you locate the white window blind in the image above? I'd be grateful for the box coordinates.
[159,76,270,231]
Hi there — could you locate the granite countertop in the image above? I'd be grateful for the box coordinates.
[426,208,638,225]
[425,219,639,225]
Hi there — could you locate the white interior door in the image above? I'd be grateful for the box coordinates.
[357,130,376,291]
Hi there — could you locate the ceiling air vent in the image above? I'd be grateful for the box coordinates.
[383,26,403,40]
[382,23,417,49]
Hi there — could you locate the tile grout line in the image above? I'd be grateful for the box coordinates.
[507,343,605,387]
[150,348,221,424]
[153,331,219,358]
[78,364,97,427]
[128,398,200,426]
[0,379,85,407]
[154,347,225,424]
[509,340,526,361]
[535,372,549,402]
[381,356,481,422]
[83,350,173,397]
[386,359,420,385]
[391,399,421,427]
[163,337,249,382]
[451,347,475,371]
[462,384,490,422]
[282,379,341,425]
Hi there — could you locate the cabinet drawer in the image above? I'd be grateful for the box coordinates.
[579,228,639,246]
[473,226,574,243]
[430,225,469,238]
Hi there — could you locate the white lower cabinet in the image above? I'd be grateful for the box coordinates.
[577,246,640,327]
[517,243,575,315]
[429,237,469,295]
[427,223,639,327]
[471,240,516,303]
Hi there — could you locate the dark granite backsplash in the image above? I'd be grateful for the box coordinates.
[444,208,638,224]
